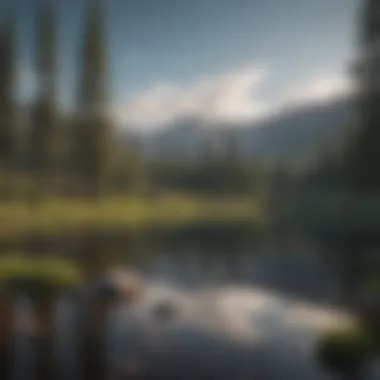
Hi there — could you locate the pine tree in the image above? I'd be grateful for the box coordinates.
[350,0,380,195]
[0,12,17,187]
[28,0,58,195]
[74,0,113,197]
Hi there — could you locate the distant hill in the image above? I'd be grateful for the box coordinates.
[121,96,355,161]
[238,96,354,159]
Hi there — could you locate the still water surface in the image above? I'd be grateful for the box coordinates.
[13,245,350,380]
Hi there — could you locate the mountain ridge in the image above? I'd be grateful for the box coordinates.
[120,95,354,160]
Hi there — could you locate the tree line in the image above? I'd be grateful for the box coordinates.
[0,0,377,202]
[0,0,115,199]
[0,0,259,200]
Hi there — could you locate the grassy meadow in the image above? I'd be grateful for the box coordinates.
[0,194,264,238]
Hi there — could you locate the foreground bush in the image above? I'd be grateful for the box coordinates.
[0,255,82,300]
[315,326,376,378]
[357,276,380,338]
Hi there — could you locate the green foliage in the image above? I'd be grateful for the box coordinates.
[316,326,376,374]
[73,0,113,197]
[361,276,380,295]
[269,192,380,237]
[357,275,380,336]
[28,0,58,191]
[0,255,82,300]
[0,13,17,172]
[0,195,261,238]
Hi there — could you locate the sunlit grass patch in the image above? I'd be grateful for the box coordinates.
[0,194,262,237]
[0,255,82,299]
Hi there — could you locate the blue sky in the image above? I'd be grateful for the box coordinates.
[4,0,358,128]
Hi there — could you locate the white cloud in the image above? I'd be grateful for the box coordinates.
[114,66,270,129]
[18,63,352,129]
[281,73,353,108]
[117,84,181,126]
[114,67,352,130]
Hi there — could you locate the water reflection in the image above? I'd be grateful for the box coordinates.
[8,225,350,379]
[14,297,32,380]
[13,279,349,379]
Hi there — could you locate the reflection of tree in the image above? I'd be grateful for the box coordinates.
[0,291,13,379]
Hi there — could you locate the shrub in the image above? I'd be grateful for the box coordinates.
[315,326,376,375]
[0,255,82,301]
[357,276,380,337]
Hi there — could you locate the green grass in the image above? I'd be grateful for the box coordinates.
[0,194,263,237]
[0,191,379,239]
[0,255,81,281]
[0,255,82,299]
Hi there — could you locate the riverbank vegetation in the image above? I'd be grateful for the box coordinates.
[0,194,262,238]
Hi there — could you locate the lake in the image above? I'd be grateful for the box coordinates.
[10,224,353,380]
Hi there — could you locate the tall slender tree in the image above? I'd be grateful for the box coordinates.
[28,0,58,196]
[74,0,113,197]
[342,0,380,314]
[75,1,114,377]
[349,0,380,195]
[0,11,18,197]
